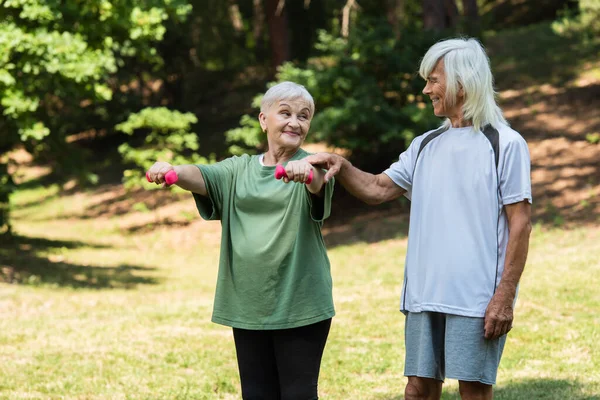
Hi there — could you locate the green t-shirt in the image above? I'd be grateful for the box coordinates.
[193,149,335,330]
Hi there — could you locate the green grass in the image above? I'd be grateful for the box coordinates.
[1,181,599,400]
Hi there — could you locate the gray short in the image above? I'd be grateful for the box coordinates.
[404,311,507,385]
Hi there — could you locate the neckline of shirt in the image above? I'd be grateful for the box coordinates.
[257,149,305,168]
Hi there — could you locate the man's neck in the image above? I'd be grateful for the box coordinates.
[449,117,472,128]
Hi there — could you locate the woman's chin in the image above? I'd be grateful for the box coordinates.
[281,135,303,148]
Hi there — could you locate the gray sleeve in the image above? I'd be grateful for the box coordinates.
[499,135,532,205]
[383,136,424,200]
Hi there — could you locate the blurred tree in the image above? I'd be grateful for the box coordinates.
[117,107,211,189]
[226,0,444,172]
[0,0,193,235]
[266,0,291,68]
[553,0,600,39]
[421,0,480,34]
[423,0,458,30]
[461,0,480,34]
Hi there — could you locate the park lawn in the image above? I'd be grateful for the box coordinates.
[0,181,598,400]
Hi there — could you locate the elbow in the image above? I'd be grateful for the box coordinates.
[364,196,384,206]
[525,219,533,236]
[521,212,533,235]
[361,175,393,205]
[512,215,532,237]
[368,191,390,205]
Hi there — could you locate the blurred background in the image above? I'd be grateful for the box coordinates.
[0,0,599,399]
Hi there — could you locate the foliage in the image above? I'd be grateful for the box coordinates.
[0,0,193,231]
[552,0,600,39]
[226,16,442,171]
[585,132,600,145]
[116,107,212,189]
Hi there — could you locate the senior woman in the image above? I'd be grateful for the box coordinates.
[146,81,335,399]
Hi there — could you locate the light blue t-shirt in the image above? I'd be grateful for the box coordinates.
[384,124,532,317]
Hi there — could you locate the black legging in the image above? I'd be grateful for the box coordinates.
[232,318,332,400]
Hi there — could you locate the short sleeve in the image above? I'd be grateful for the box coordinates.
[309,176,335,222]
[383,135,425,200]
[192,157,238,220]
[499,136,532,205]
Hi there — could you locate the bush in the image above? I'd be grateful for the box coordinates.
[553,0,600,39]
[117,107,213,189]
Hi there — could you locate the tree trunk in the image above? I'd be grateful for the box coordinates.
[444,0,459,28]
[253,0,266,59]
[265,0,290,70]
[461,0,480,35]
[423,0,446,30]
[0,163,13,237]
[422,0,459,31]
[386,0,404,39]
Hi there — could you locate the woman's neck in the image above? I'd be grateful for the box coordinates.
[263,145,298,166]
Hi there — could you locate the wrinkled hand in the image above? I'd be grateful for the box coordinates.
[283,160,313,184]
[304,152,344,182]
[146,161,175,187]
[484,291,514,340]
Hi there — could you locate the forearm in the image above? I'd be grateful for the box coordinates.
[497,215,532,297]
[306,168,326,196]
[336,159,392,204]
[173,164,207,196]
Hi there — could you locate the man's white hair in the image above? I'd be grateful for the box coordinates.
[260,81,315,117]
[419,37,508,131]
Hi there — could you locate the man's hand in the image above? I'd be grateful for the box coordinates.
[304,153,345,182]
[484,291,514,340]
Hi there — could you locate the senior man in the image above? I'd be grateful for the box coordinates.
[304,37,532,400]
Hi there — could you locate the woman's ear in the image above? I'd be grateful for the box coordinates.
[258,112,267,133]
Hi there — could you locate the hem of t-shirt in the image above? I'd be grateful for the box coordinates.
[502,192,532,205]
[211,309,335,330]
[401,303,485,318]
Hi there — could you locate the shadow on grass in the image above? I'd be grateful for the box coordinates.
[124,218,193,234]
[0,234,159,289]
[378,378,598,400]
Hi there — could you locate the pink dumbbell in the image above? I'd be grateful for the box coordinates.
[146,170,179,185]
[274,164,313,184]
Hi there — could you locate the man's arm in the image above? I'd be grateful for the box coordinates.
[484,200,532,340]
[304,153,406,205]
[147,162,207,196]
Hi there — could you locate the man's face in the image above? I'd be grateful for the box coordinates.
[259,99,312,149]
[422,59,463,120]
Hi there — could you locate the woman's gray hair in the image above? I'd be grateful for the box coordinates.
[419,37,508,132]
[260,81,315,117]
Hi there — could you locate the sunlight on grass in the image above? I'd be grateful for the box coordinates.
[1,183,599,399]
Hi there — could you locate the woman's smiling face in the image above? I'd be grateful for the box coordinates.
[259,98,312,149]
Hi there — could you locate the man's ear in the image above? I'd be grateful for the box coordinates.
[258,112,267,132]
[458,83,465,98]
